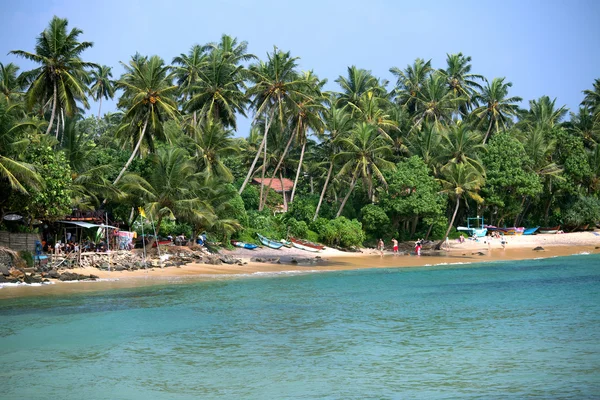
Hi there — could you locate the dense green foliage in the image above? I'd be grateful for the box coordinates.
[1,16,600,246]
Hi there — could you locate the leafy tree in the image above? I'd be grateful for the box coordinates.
[390,58,432,114]
[481,132,542,225]
[438,52,484,114]
[379,156,445,236]
[360,204,390,239]
[11,16,95,135]
[0,62,25,104]
[318,217,365,248]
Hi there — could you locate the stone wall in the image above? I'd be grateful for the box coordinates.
[0,231,41,252]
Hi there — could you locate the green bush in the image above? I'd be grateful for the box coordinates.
[360,204,390,238]
[241,185,260,211]
[319,217,365,248]
[286,218,309,238]
[287,197,317,223]
[19,251,34,268]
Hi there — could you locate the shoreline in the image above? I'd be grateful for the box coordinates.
[1,232,599,299]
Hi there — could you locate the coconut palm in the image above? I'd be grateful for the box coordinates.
[582,78,600,124]
[112,54,179,185]
[472,77,522,144]
[405,123,444,175]
[90,65,115,118]
[437,163,484,249]
[335,66,385,113]
[10,16,95,135]
[438,53,484,114]
[413,73,463,128]
[238,47,309,199]
[313,103,353,220]
[172,45,207,127]
[519,95,568,130]
[119,147,216,236]
[390,58,433,114]
[184,50,248,130]
[334,122,395,216]
[0,62,25,104]
[440,123,486,174]
[189,120,240,183]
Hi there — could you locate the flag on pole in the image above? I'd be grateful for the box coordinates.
[138,207,146,219]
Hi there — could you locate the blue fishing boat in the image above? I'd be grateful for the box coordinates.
[231,240,259,250]
[256,233,284,249]
[457,216,488,237]
[523,226,540,235]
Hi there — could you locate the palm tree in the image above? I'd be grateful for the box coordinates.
[0,97,42,194]
[437,163,484,249]
[90,65,115,118]
[0,62,25,104]
[582,78,600,124]
[239,47,309,199]
[472,77,522,144]
[390,58,432,113]
[112,54,179,185]
[440,123,486,174]
[334,122,395,216]
[259,71,325,209]
[335,66,384,113]
[519,95,567,130]
[10,16,95,135]
[119,147,216,236]
[190,120,240,183]
[172,45,207,127]
[406,123,444,175]
[184,49,248,130]
[413,73,463,128]
[438,53,484,114]
[313,103,353,220]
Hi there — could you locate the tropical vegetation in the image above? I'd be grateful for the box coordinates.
[1,16,600,248]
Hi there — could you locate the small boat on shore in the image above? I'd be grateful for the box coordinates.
[257,233,284,249]
[458,217,487,237]
[502,227,525,236]
[231,240,259,250]
[539,225,560,234]
[280,239,292,248]
[523,226,540,235]
[289,237,325,252]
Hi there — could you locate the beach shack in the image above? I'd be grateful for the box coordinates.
[251,178,294,212]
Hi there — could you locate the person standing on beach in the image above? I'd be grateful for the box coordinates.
[378,239,384,256]
[392,238,398,254]
[415,239,422,256]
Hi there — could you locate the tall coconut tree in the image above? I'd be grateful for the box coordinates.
[172,45,207,127]
[519,95,567,130]
[440,123,486,174]
[472,77,522,144]
[112,54,179,185]
[0,62,25,104]
[582,78,600,124]
[436,163,484,249]
[90,65,115,118]
[335,66,384,113]
[438,53,484,114]
[313,103,353,220]
[239,47,309,199]
[189,120,240,183]
[413,73,463,129]
[334,122,395,216]
[10,16,95,135]
[390,58,433,114]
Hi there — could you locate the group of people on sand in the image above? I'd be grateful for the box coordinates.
[377,238,423,256]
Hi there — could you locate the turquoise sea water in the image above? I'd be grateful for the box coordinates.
[1,255,599,399]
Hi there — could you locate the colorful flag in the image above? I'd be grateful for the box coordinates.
[138,207,146,219]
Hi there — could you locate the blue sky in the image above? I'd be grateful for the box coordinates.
[1,0,599,136]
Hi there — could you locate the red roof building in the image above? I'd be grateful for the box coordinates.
[251,178,294,193]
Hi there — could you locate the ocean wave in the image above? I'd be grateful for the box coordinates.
[0,281,55,289]
[572,251,591,256]
[250,270,323,277]
[60,278,120,284]
[434,262,472,266]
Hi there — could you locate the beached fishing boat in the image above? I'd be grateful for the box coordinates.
[457,217,488,237]
[502,227,525,236]
[539,225,560,234]
[230,240,259,250]
[256,233,284,249]
[280,239,292,248]
[523,226,540,235]
[289,237,325,252]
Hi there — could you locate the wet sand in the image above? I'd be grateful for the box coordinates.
[1,230,598,299]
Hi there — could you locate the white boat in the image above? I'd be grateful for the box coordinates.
[457,217,488,237]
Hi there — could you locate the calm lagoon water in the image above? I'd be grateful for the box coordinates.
[1,255,599,399]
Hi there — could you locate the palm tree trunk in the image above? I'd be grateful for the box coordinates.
[97,96,103,119]
[336,173,358,218]
[46,80,58,136]
[290,140,307,204]
[259,126,296,210]
[60,108,65,146]
[279,171,288,212]
[238,109,274,195]
[437,196,461,250]
[112,116,149,185]
[258,114,273,212]
[55,108,61,139]
[513,197,526,227]
[313,162,334,221]
[483,117,494,144]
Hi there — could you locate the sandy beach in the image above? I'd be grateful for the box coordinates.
[1,231,599,299]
